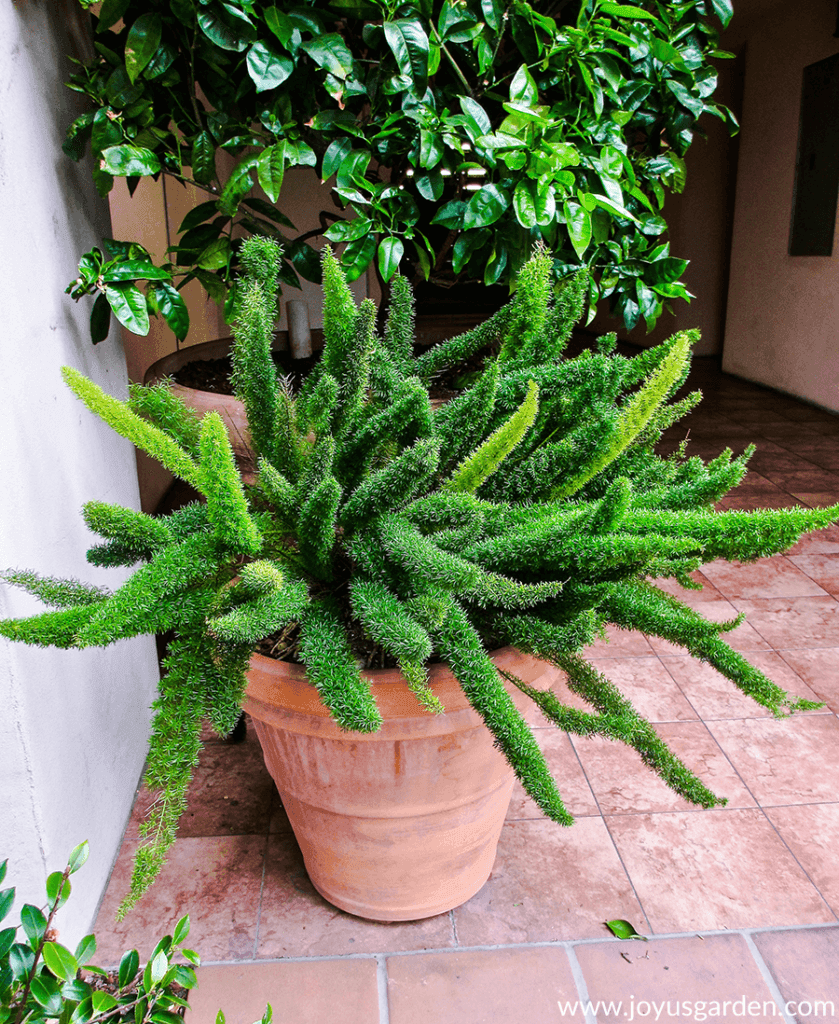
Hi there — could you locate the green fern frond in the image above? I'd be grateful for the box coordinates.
[62,366,201,488]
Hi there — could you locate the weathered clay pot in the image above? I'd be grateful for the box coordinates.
[243,647,557,921]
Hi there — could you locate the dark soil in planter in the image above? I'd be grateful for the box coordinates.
[168,336,498,402]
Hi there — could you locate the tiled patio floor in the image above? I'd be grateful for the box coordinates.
[92,356,839,1023]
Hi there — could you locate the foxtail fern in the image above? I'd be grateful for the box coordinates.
[5,238,838,914]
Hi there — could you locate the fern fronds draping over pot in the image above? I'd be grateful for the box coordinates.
[3,238,836,916]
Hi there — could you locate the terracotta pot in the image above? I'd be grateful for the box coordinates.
[242,647,557,921]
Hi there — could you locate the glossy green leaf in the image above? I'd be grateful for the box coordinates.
[592,193,640,224]
[563,200,592,260]
[322,138,353,182]
[257,143,286,203]
[463,184,509,230]
[513,180,537,228]
[46,871,71,909]
[197,8,255,51]
[149,950,169,987]
[383,19,429,95]
[378,236,404,281]
[459,97,491,136]
[92,992,119,1013]
[9,943,35,980]
[172,915,191,946]
[0,887,14,924]
[104,283,150,335]
[247,42,293,92]
[100,146,161,177]
[598,2,663,27]
[74,935,97,967]
[0,927,16,958]
[430,199,466,229]
[196,237,232,271]
[118,949,140,989]
[102,260,171,282]
[62,979,93,1003]
[153,283,190,341]
[509,64,537,106]
[31,975,63,1016]
[177,201,220,235]
[300,34,354,80]
[325,216,373,242]
[419,129,443,168]
[242,197,294,228]
[89,292,111,346]
[341,234,377,281]
[191,132,217,186]
[96,0,131,31]
[534,183,556,227]
[144,41,178,80]
[218,155,258,215]
[415,168,443,201]
[43,942,79,983]
[605,918,648,941]
[21,904,47,946]
[287,241,323,283]
[666,79,704,118]
[125,13,162,84]
[710,0,734,26]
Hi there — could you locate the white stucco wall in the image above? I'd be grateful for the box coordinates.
[0,2,160,941]
[722,0,839,411]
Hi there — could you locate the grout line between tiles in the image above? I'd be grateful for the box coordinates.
[375,955,390,1024]
[251,831,270,961]
[450,908,460,946]
[565,732,654,936]
[566,945,597,1024]
[192,919,839,968]
[742,933,798,1024]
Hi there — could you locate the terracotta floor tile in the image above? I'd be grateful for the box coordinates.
[777,648,839,712]
[186,960,380,1024]
[729,596,839,648]
[659,652,822,720]
[699,556,829,600]
[584,624,655,658]
[716,495,800,511]
[452,817,645,944]
[386,947,584,1024]
[577,934,779,1024]
[764,804,839,915]
[786,522,839,555]
[752,927,839,1023]
[588,657,699,722]
[761,471,839,492]
[652,572,725,603]
[255,831,455,957]
[507,729,599,819]
[128,725,275,839]
[93,836,266,964]
[791,492,839,509]
[606,809,831,932]
[803,449,839,471]
[571,722,756,814]
[643,600,773,655]
[708,716,839,806]
[788,553,839,595]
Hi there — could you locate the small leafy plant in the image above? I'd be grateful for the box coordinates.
[64,0,737,342]
[0,842,198,1024]
[3,238,835,917]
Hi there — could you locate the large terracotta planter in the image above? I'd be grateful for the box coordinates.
[243,647,557,921]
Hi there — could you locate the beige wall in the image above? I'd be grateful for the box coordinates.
[722,0,839,412]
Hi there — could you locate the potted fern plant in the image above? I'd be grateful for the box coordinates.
[3,238,835,921]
